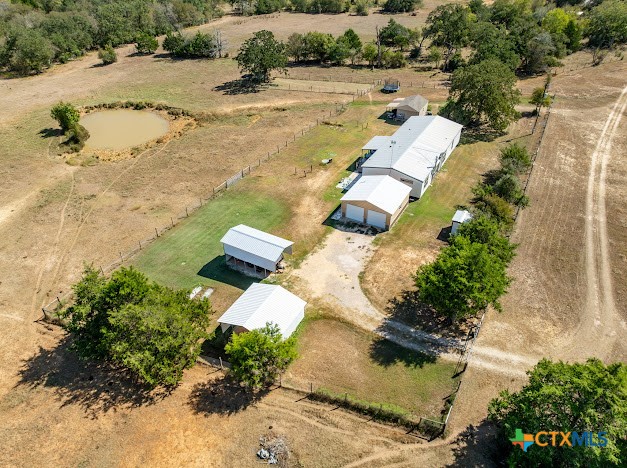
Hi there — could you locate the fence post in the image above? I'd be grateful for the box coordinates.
[219,356,223,369]
[119,252,123,262]
[155,227,159,238]
[310,382,313,394]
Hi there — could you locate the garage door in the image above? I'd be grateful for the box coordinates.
[345,204,364,223]
[367,210,387,229]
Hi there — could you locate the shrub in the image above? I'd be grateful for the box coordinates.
[383,0,422,13]
[163,32,185,53]
[354,0,370,16]
[135,33,159,54]
[51,102,80,132]
[499,143,532,175]
[98,45,117,65]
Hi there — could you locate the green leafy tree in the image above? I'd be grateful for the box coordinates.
[469,22,520,71]
[542,8,571,37]
[383,0,422,13]
[445,59,521,131]
[286,33,306,62]
[8,29,54,75]
[493,173,528,207]
[135,33,159,54]
[362,42,378,69]
[98,45,117,65]
[340,29,363,64]
[225,324,298,390]
[415,236,511,322]
[530,87,552,113]
[489,359,627,467]
[105,288,210,387]
[236,30,287,83]
[424,4,473,70]
[51,102,80,132]
[428,45,443,68]
[163,32,185,54]
[587,0,627,49]
[563,19,582,52]
[454,215,517,264]
[303,31,336,63]
[499,142,532,174]
[474,193,514,229]
[354,0,369,16]
[524,31,558,74]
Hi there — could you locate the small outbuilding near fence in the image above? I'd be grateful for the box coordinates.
[386,95,428,121]
[340,175,411,230]
[451,210,473,234]
[220,224,293,277]
[217,283,306,339]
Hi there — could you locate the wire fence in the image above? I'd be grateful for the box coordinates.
[41,93,360,320]
[283,73,451,90]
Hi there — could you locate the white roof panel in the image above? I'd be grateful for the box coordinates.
[452,209,473,223]
[362,116,463,182]
[361,135,392,151]
[221,225,293,264]
[217,284,306,338]
[341,175,411,215]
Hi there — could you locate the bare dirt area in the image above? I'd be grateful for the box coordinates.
[448,59,627,433]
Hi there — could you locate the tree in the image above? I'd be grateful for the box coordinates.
[493,173,528,207]
[587,0,627,49]
[446,59,521,131]
[236,30,287,83]
[225,324,298,390]
[105,288,210,387]
[51,102,80,132]
[135,33,158,54]
[302,31,336,63]
[415,236,511,322]
[428,45,443,68]
[362,42,378,69]
[163,32,185,54]
[98,45,117,65]
[563,19,582,52]
[489,359,627,467]
[340,29,362,65]
[383,0,422,13]
[354,0,369,16]
[454,215,517,264]
[524,32,558,74]
[424,4,473,70]
[8,29,54,75]
[474,193,514,229]
[286,33,306,62]
[530,87,551,114]
[469,22,520,71]
[499,142,532,174]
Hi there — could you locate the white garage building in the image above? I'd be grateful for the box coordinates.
[220,224,293,277]
[361,116,463,198]
[217,283,306,339]
[340,175,412,230]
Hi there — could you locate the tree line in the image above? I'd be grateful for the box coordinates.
[0,0,223,75]
[227,0,424,15]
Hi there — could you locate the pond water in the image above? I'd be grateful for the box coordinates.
[80,109,170,150]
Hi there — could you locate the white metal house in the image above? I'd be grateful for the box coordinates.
[220,224,293,277]
[361,116,463,198]
[217,283,306,339]
[451,210,473,234]
[340,175,412,230]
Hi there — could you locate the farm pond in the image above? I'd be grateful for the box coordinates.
[80,109,170,150]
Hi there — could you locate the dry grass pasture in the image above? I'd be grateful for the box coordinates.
[0,4,626,465]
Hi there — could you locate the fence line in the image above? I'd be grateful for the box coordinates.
[41,87,370,319]
[283,74,450,90]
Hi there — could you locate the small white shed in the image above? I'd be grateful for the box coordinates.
[220,225,293,276]
[217,283,306,339]
[451,210,473,234]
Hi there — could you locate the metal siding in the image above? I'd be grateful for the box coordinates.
[345,204,365,222]
[367,210,387,229]
[223,244,277,272]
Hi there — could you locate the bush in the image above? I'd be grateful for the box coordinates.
[163,32,185,53]
[135,33,159,54]
[383,0,422,13]
[164,31,219,58]
[475,193,514,229]
[499,143,532,175]
[8,29,54,75]
[51,102,80,132]
[98,45,117,65]
[354,0,370,15]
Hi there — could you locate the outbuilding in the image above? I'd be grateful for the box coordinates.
[220,224,293,277]
[217,283,306,339]
[451,210,473,234]
[361,116,463,198]
[340,175,412,230]
[386,95,429,121]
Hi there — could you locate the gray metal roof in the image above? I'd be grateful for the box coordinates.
[362,116,463,182]
[361,135,392,151]
[217,283,306,338]
[387,95,428,112]
[452,209,473,224]
[220,225,293,264]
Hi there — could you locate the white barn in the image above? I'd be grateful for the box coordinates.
[217,283,306,339]
[451,210,473,234]
[220,224,293,277]
[341,175,411,230]
[361,116,463,198]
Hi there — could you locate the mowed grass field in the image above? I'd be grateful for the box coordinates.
[286,317,457,419]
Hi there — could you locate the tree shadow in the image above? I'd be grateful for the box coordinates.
[188,375,270,416]
[214,78,266,95]
[459,127,505,145]
[384,290,475,340]
[16,336,169,419]
[369,335,437,368]
[446,419,502,467]
[38,128,63,139]
[197,255,258,290]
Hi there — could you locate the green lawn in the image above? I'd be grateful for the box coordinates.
[132,189,288,293]
[286,317,458,419]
